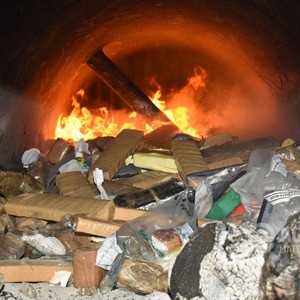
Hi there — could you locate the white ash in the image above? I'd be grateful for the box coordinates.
[199,221,269,300]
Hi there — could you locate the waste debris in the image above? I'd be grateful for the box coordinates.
[0,129,299,299]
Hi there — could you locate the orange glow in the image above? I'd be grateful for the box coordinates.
[55,66,210,141]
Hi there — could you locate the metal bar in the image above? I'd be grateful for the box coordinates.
[86,49,175,124]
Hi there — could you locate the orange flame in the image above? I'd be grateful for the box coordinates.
[55,66,209,141]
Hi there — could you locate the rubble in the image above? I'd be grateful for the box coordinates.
[0,131,300,299]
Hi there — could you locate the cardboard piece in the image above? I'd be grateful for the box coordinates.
[47,138,73,164]
[5,194,114,221]
[0,259,73,282]
[207,156,244,170]
[102,180,141,197]
[171,140,208,179]
[125,152,178,173]
[201,136,280,163]
[73,243,106,288]
[74,215,124,237]
[87,129,144,182]
[56,171,98,198]
[113,206,148,221]
[203,132,233,148]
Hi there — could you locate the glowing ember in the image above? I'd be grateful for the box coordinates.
[55,66,209,141]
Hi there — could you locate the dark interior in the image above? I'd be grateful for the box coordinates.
[1,0,300,170]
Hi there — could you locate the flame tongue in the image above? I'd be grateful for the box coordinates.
[55,66,208,142]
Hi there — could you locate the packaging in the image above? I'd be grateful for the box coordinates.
[201,136,280,164]
[27,155,51,188]
[88,129,144,182]
[102,180,142,198]
[125,152,178,173]
[21,148,40,168]
[0,259,73,282]
[207,156,243,170]
[202,132,233,148]
[73,243,106,291]
[113,207,148,221]
[117,258,168,294]
[231,149,292,214]
[16,217,48,231]
[171,139,208,179]
[56,171,97,198]
[206,188,241,220]
[230,204,246,216]
[5,193,115,221]
[0,232,25,260]
[187,164,245,218]
[47,138,73,164]
[113,178,187,209]
[0,214,16,237]
[22,233,66,256]
[0,171,44,199]
[257,185,300,239]
[114,170,180,190]
[74,215,124,237]
[151,229,182,253]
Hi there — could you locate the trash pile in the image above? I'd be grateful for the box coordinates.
[0,129,300,299]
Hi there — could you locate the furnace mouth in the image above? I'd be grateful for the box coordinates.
[1,0,300,170]
[54,45,291,145]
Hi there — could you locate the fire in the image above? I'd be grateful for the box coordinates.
[55,66,209,141]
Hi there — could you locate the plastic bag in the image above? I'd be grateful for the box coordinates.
[257,173,300,239]
[0,232,26,260]
[231,149,294,214]
[149,188,196,229]
[187,165,245,218]
[22,148,40,168]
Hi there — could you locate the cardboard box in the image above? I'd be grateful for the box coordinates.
[74,215,124,237]
[114,170,180,190]
[171,140,208,179]
[56,171,98,198]
[207,156,243,170]
[88,129,144,182]
[0,259,73,282]
[5,194,114,221]
[203,132,233,148]
[113,206,148,221]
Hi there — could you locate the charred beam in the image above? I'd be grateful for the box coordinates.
[86,50,174,124]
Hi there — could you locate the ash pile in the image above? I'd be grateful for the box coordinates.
[0,130,300,299]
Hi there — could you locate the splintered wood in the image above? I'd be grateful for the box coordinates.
[56,171,98,198]
[87,129,144,182]
[171,140,208,179]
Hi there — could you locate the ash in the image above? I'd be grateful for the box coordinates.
[199,221,269,300]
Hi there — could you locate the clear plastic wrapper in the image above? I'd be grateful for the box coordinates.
[117,258,168,294]
[0,214,16,238]
[257,174,300,240]
[98,207,196,294]
[19,219,79,256]
[19,282,37,298]
[22,148,40,168]
[22,233,66,256]
[187,165,245,217]
[0,232,26,260]
[231,149,297,215]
